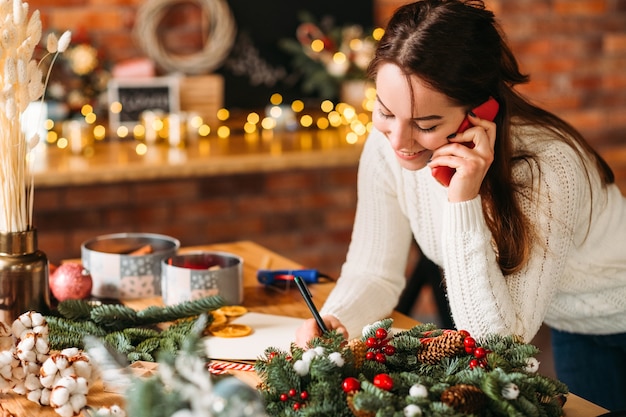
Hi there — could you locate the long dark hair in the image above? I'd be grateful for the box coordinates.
[368,0,614,274]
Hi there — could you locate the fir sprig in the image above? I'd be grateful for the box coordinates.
[45,295,226,362]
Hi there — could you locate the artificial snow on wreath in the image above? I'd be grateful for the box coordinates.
[255,319,569,417]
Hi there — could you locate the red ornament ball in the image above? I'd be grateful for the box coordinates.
[288,388,297,397]
[49,262,92,301]
[300,391,309,400]
[373,373,394,391]
[342,377,361,393]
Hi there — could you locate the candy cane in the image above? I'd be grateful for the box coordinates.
[208,360,255,375]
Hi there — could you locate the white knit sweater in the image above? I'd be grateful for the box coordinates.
[320,125,626,342]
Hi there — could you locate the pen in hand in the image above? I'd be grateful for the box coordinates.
[294,275,329,333]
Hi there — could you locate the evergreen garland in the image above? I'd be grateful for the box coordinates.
[255,320,569,417]
[45,295,226,363]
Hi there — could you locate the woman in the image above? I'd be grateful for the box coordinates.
[295,0,626,410]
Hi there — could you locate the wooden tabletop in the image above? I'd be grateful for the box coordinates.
[0,240,609,416]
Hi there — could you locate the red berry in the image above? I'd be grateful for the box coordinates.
[289,388,297,397]
[375,328,388,340]
[465,346,476,354]
[463,337,476,349]
[458,329,470,338]
[342,377,361,393]
[366,337,379,349]
[469,358,479,369]
[300,391,309,400]
[366,351,375,360]
[473,347,487,359]
[280,393,288,401]
[383,345,396,356]
[293,403,301,410]
[375,352,386,363]
[373,373,394,391]
[478,360,487,369]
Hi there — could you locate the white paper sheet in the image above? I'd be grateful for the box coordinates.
[203,312,305,360]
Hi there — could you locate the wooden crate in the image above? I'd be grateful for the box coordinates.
[179,74,224,126]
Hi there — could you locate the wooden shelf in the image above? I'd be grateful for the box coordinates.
[32,128,365,187]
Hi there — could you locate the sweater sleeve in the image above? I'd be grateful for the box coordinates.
[320,132,414,339]
[443,138,588,342]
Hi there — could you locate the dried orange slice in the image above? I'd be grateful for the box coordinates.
[209,323,253,338]
[210,311,228,326]
[217,305,248,317]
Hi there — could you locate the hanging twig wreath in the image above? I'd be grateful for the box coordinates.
[134,0,236,74]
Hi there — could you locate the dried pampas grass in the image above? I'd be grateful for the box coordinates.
[0,0,70,232]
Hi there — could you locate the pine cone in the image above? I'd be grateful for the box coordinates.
[347,339,367,369]
[440,384,487,414]
[346,393,375,417]
[416,331,465,364]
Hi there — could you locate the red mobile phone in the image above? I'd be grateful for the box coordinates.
[431,97,500,186]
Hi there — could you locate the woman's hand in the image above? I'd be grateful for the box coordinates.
[295,315,348,348]
[429,112,497,202]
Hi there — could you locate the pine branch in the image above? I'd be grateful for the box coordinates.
[90,304,139,330]
[57,299,95,320]
[135,296,226,325]
[46,315,108,350]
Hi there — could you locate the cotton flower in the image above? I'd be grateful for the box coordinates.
[293,359,310,376]
[0,350,19,391]
[93,405,127,417]
[404,404,423,417]
[525,357,540,373]
[12,311,48,341]
[409,383,429,398]
[0,321,13,350]
[50,375,89,417]
[501,382,520,400]
[328,351,344,367]
[302,348,321,362]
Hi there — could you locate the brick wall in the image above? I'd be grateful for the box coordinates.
[375,0,626,148]
[34,167,359,278]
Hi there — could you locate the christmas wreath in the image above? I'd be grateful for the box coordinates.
[255,319,568,417]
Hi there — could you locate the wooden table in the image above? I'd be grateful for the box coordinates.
[0,240,609,417]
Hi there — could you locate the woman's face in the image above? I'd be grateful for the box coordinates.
[372,63,467,171]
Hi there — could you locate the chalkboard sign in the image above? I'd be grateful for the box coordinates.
[108,76,180,132]
[217,1,374,109]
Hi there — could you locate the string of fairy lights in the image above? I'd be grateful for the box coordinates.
[42,87,376,157]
